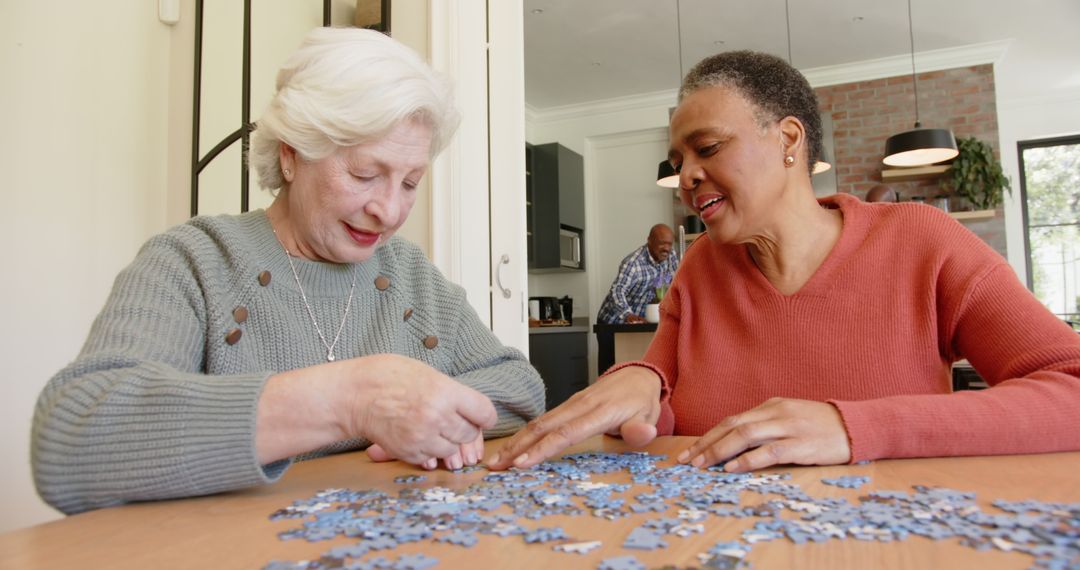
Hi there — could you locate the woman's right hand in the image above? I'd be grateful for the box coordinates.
[255,353,496,467]
[341,354,497,466]
[485,365,662,470]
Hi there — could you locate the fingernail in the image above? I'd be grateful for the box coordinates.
[512,453,529,468]
[452,456,463,470]
[676,450,689,463]
[690,455,704,468]
[487,453,500,466]
[463,450,474,465]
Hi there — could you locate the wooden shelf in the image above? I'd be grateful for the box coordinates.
[881,164,950,182]
[949,209,996,221]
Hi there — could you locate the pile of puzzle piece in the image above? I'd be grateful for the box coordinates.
[263,452,1080,570]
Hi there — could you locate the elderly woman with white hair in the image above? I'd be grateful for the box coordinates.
[32,28,545,515]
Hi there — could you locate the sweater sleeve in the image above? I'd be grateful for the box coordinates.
[425,263,546,436]
[833,262,1080,462]
[31,235,286,515]
[636,276,684,435]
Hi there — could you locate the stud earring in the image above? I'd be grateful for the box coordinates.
[784,156,795,167]
[283,168,291,177]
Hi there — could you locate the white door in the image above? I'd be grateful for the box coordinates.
[429,0,529,354]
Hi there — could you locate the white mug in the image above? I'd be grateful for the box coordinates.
[644,303,660,323]
[528,300,540,320]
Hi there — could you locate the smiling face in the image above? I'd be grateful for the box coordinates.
[272,120,432,263]
[668,85,794,245]
[647,225,675,262]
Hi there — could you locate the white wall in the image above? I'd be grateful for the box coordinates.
[0,2,174,531]
[0,0,433,534]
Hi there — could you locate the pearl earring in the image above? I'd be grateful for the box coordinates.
[784,156,795,167]
[283,169,291,177]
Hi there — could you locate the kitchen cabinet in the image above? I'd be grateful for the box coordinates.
[527,142,585,272]
[528,318,589,410]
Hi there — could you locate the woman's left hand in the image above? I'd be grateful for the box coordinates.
[367,432,484,471]
[676,398,851,472]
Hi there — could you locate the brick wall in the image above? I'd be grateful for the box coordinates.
[815,64,1006,256]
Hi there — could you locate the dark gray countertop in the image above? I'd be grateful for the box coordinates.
[528,316,589,334]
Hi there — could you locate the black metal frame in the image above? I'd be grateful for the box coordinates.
[191,0,332,217]
[1016,133,1080,292]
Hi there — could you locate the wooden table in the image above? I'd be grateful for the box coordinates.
[3,436,1078,569]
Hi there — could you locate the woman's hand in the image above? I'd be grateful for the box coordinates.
[486,365,662,470]
[254,353,496,466]
[342,354,497,466]
[676,398,851,472]
[367,432,484,470]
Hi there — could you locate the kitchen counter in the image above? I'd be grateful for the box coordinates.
[529,317,590,409]
[529,316,589,334]
[593,321,658,375]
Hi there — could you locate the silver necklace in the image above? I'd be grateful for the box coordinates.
[273,230,358,362]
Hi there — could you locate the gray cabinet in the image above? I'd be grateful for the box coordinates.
[527,142,585,272]
[528,330,588,410]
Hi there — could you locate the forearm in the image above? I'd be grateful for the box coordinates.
[32,360,278,514]
[835,370,1080,461]
[254,363,353,464]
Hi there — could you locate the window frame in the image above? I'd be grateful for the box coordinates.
[1016,133,1080,295]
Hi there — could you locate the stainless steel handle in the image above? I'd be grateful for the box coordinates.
[494,254,512,299]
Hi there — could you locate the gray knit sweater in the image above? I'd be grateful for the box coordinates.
[32,211,546,514]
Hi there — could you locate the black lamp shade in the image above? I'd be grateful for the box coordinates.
[883,128,959,167]
[656,160,679,188]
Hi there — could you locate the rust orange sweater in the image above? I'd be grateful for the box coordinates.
[638,193,1080,462]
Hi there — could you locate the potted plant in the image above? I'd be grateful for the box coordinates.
[652,271,672,304]
[646,271,672,323]
[940,136,1011,210]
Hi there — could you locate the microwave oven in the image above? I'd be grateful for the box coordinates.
[559,227,582,269]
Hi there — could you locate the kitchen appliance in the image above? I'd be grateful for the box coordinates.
[558,296,573,322]
[558,226,582,269]
[685,214,704,234]
[529,296,561,321]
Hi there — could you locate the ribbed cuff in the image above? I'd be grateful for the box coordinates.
[600,360,670,402]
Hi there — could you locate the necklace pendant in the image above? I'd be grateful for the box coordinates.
[327,352,336,362]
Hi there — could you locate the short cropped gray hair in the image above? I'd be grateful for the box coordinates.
[679,50,822,176]
[249,27,460,190]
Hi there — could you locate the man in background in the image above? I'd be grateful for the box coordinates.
[597,224,680,324]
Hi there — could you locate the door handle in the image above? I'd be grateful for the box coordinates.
[494,254,512,299]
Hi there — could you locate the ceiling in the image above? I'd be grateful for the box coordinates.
[523,0,1063,110]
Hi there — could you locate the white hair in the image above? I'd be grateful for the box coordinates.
[249,27,460,190]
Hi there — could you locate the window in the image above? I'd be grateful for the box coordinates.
[1018,135,1080,326]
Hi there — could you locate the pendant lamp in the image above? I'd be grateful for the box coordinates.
[784,0,832,175]
[812,151,832,174]
[656,0,684,188]
[657,160,679,188]
[882,0,958,167]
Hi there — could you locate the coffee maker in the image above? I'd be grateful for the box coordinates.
[558,296,573,323]
[529,297,561,321]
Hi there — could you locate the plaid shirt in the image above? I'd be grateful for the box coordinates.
[597,245,680,324]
